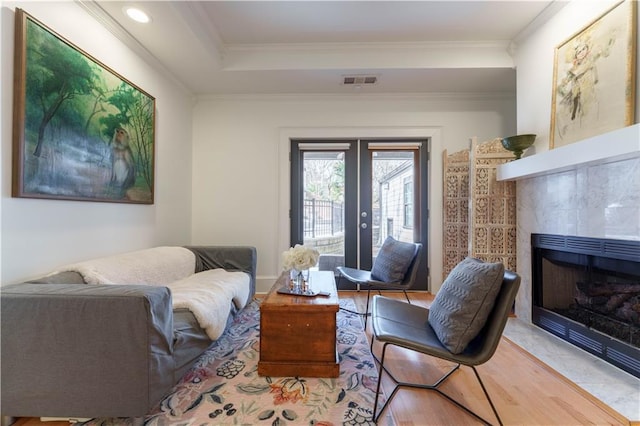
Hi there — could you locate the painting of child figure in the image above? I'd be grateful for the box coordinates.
[550,0,636,148]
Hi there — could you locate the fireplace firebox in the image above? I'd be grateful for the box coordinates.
[532,234,640,378]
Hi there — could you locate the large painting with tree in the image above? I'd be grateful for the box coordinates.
[12,8,155,203]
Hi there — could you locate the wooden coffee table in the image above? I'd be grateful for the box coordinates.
[258,270,340,377]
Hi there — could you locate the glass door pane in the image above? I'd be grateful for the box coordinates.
[302,150,346,269]
[290,140,357,277]
[361,140,428,290]
[371,150,415,257]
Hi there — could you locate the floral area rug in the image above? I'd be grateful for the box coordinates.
[85,298,382,425]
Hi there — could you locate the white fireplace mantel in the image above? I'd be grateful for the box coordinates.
[496,123,640,181]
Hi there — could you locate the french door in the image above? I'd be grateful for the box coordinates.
[290,138,428,290]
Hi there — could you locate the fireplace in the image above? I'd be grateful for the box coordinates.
[531,234,640,378]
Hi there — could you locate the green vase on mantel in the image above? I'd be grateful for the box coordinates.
[501,134,536,160]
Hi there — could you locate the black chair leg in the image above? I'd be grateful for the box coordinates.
[371,340,501,425]
[402,290,411,304]
[471,366,503,426]
[375,289,411,304]
[372,342,390,422]
[363,288,372,328]
[341,286,373,330]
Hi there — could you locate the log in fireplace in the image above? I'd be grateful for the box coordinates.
[531,234,640,378]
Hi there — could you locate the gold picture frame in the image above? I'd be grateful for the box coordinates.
[550,0,636,149]
[12,8,156,203]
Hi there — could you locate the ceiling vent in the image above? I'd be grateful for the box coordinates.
[342,75,378,86]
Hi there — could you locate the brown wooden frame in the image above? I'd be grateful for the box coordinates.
[12,8,156,203]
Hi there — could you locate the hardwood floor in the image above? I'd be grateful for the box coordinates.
[348,290,629,426]
[11,291,631,426]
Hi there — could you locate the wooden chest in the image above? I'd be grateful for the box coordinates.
[258,270,340,377]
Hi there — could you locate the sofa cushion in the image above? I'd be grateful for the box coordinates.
[371,236,417,282]
[27,271,85,284]
[428,257,504,354]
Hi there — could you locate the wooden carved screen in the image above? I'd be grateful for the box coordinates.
[469,138,516,272]
[442,149,470,280]
[442,138,516,282]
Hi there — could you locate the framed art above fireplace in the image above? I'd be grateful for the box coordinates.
[549,0,636,149]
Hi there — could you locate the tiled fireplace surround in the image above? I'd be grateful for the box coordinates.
[497,126,640,421]
[512,156,640,324]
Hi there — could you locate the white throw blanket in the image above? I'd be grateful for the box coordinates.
[169,269,251,340]
[53,246,196,285]
[53,246,250,340]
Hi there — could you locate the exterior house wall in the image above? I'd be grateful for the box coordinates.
[379,168,414,245]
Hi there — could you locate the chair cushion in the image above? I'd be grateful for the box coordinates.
[428,257,504,354]
[371,236,417,283]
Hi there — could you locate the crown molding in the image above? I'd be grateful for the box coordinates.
[196,91,516,103]
[170,1,226,60]
[222,42,514,72]
[512,0,570,45]
[224,40,512,53]
[74,0,191,95]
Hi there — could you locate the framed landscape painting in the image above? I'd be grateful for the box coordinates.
[12,8,155,203]
[549,0,636,149]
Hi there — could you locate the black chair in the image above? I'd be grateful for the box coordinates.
[370,269,521,425]
[336,237,422,328]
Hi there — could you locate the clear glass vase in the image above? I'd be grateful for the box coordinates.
[290,269,309,293]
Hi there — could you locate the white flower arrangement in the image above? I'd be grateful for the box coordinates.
[282,244,320,271]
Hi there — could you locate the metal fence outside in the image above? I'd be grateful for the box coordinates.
[303,199,344,238]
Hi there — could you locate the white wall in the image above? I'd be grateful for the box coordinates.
[191,94,516,292]
[1,2,194,284]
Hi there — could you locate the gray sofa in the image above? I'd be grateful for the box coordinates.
[1,245,257,422]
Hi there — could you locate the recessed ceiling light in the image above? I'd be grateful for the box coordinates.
[124,7,151,24]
